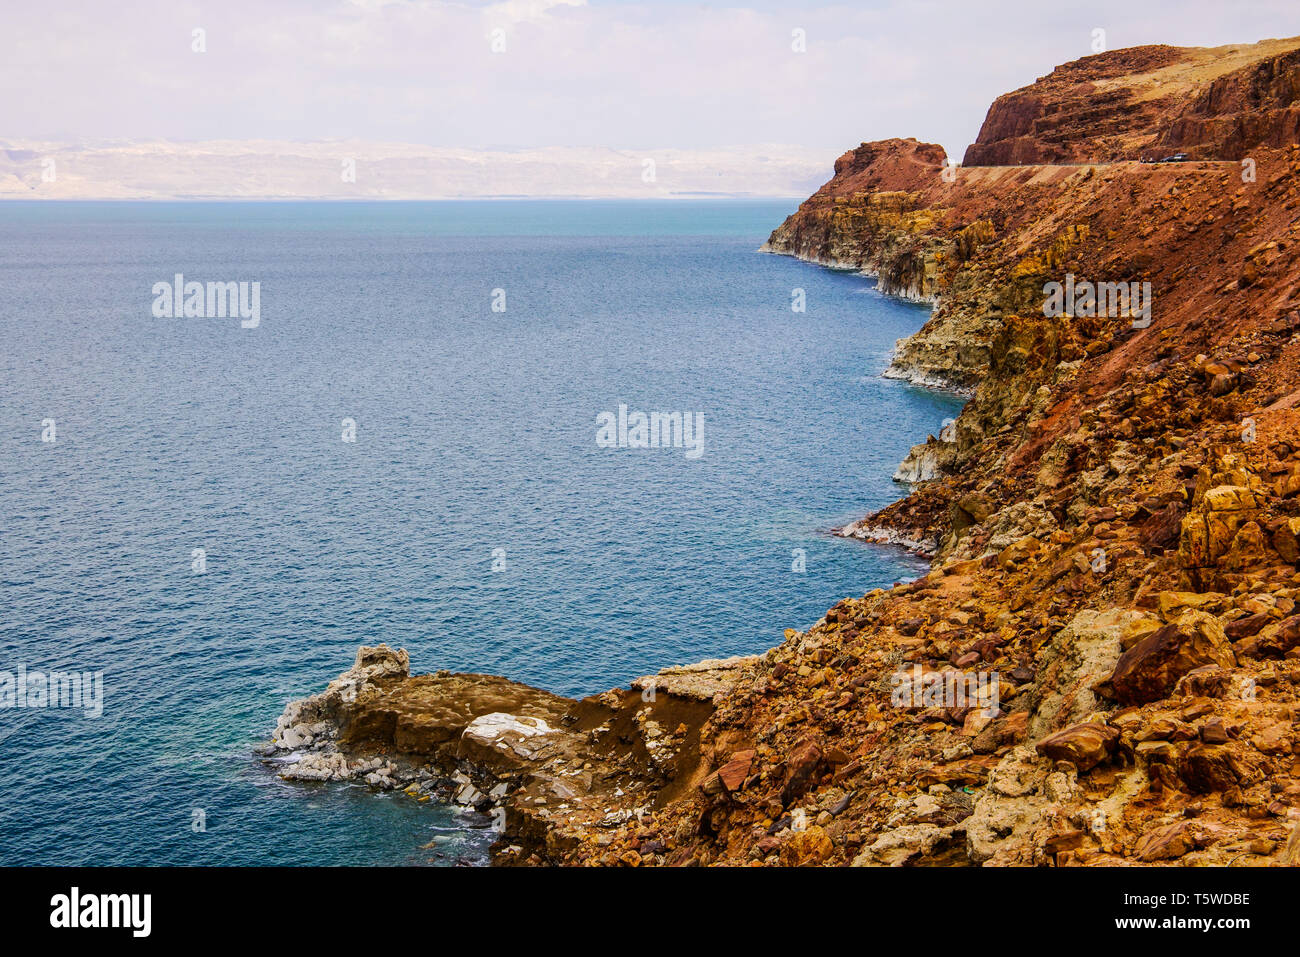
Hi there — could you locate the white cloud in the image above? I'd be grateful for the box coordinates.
[483,0,587,26]
[0,0,1295,163]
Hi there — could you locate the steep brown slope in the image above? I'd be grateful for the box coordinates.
[559,138,1300,866]
[562,38,1300,866]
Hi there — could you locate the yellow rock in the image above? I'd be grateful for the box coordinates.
[1157,591,1225,619]
[1121,616,1163,650]
[998,535,1042,569]
[1203,485,1256,511]
[780,825,834,865]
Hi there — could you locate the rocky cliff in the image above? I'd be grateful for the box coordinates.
[270,35,1300,866]
[266,644,758,864]
[963,37,1300,166]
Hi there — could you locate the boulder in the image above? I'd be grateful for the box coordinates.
[1202,485,1258,511]
[780,739,824,806]
[1034,721,1120,771]
[1235,614,1300,659]
[780,825,834,865]
[1272,517,1300,563]
[1029,608,1147,738]
[1134,820,1215,862]
[717,750,754,792]
[1179,743,1241,793]
[1139,503,1186,551]
[852,824,959,866]
[1108,611,1236,705]
[953,491,996,531]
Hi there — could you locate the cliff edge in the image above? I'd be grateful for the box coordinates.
[271,35,1300,867]
[964,37,1300,166]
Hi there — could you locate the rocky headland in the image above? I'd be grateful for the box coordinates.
[270,35,1300,866]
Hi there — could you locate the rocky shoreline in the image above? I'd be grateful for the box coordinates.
[265,644,762,864]
[268,35,1300,866]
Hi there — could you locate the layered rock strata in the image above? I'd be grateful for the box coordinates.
[963,38,1300,166]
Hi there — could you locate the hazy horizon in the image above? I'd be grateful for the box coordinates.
[2,0,1298,197]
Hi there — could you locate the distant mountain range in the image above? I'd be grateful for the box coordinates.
[0,139,832,199]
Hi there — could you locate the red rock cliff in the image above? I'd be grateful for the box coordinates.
[964,37,1300,165]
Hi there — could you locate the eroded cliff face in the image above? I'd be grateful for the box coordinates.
[271,36,1300,867]
[827,143,1300,557]
[761,138,954,302]
[963,37,1300,166]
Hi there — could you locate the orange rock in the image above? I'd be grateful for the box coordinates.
[1035,721,1120,771]
[717,750,754,792]
[779,825,834,866]
[1134,820,1205,861]
[1109,611,1236,704]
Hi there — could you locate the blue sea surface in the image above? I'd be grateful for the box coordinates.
[0,200,962,865]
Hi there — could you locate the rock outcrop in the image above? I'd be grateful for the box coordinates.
[760,138,956,304]
[265,645,757,864]
[963,38,1300,166]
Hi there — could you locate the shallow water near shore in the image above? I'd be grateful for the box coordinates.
[0,200,962,865]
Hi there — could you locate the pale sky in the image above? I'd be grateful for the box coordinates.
[4,0,1298,159]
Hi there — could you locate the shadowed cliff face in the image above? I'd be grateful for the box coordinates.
[963,37,1300,166]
